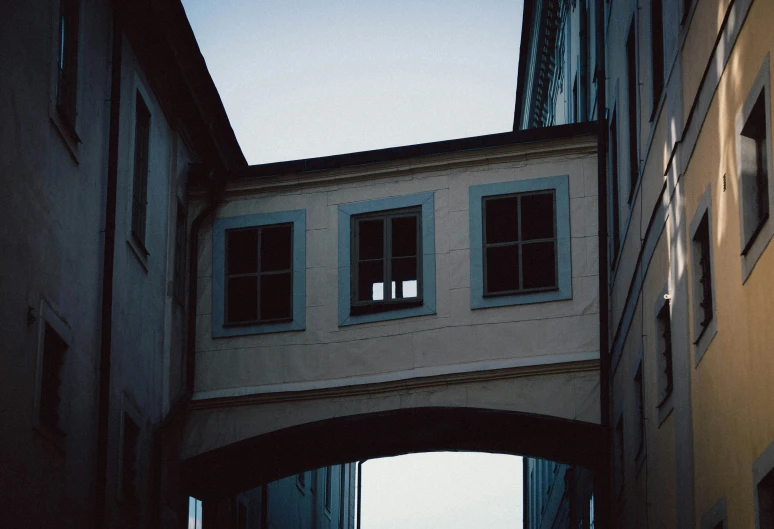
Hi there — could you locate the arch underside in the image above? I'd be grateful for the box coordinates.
[183,406,607,499]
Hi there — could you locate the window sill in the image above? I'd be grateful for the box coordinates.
[213,318,304,338]
[127,237,149,273]
[50,110,80,164]
[693,318,717,367]
[740,215,774,284]
[657,391,674,426]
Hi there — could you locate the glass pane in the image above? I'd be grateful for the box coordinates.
[358,260,384,301]
[485,197,519,243]
[358,219,384,260]
[522,241,556,289]
[261,224,292,271]
[392,257,418,299]
[392,216,418,257]
[227,276,258,322]
[521,193,555,240]
[485,245,519,293]
[260,272,292,320]
[228,229,259,274]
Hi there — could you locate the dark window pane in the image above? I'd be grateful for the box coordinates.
[260,272,292,320]
[358,219,384,260]
[522,241,556,289]
[521,193,555,240]
[261,225,292,271]
[392,216,418,257]
[486,245,519,293]
[227,276,258,322]
[485,197,519,243]
[358,260,384,301]
[228,229,259,275]
[392,257,418,299]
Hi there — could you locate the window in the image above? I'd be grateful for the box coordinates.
[700,498,727,529]
[337,192,435,326]
[693,215,713,335]
[650,0,664,116]
[212,210,306,337]
[324,466,332,511]
[39,323,67,435]
[482,192,557,295]
[626,23,639,200]
[56,0,79,125]
[689,188,717,362]
[740,91,769,252]
[131,93,151,247]
[469,175,572,309]
[610,106,621,262]
[225,224,293,324]
[173,200,187,304]
[33,300,70,446]
[188,497,203,529]
[351,207,422,314]
[339,465,347,528]
[655,295,674,411]
[121,412,140,503]
[236,501,247,529]
[737,56,773,282]
[297,471,306,488]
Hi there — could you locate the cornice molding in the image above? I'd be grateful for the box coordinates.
[189,353,600,410]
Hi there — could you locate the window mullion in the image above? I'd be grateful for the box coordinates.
[256,228,262,321]
[517,196,523,290]
[385,217,392,302]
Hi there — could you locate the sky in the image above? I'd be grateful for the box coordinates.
[360,452,523,529]
[180,0,524,164]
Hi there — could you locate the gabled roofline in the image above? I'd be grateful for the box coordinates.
[234,121,596,180]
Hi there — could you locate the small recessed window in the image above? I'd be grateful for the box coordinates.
[482,191,557,295]
[131,93,151,247]
[225,224,293,325]
[173,201,186,304]
[614,416,624,496]
[693,213,714,338]
[324,466,332,511]
[39,323,67,435]
[656,299,674,404]
[351,207,422,315]
[121,412,140,503]
[740,91,770,253]
[339,465,346,528]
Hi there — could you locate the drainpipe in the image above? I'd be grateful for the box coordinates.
[95,11,123,529]
[594,0,611,527]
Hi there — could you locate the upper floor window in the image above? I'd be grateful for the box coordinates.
[482,191,557,295]
[39,323,67,435]
[120,411,140,504]
[655,297,673,405]
[56,0,79,125]
[225,223,293,325]
[737,56,773,285]
[212,210,306,337]
[350,207,422,314]
[469,175,572,309]
[689,188,717,361]
[131,93,151,247]
[337,193,436,327]
[650,0,665,117]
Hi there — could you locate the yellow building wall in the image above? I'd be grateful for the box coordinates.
[682,0,774,526]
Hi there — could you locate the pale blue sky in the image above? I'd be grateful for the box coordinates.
[181,0,524,164]
[361,452,523,529]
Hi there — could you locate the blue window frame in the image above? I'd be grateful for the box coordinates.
[212,210,306,337]
[469,175,572,309]
[338,192,436,326]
